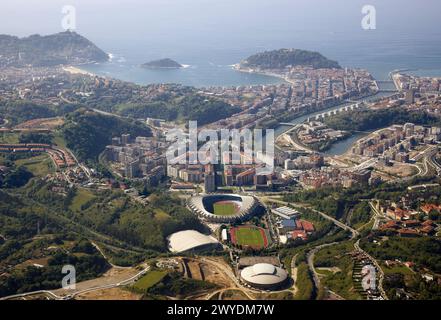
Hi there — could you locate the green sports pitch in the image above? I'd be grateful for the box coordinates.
[231,227,267,249]
[213,202,237,216]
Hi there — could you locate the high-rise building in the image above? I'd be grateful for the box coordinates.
[112,137,121,146]
[204,173,216,193]
[121,133,131,145]
[405,88,415,104]
[125,159,140,178]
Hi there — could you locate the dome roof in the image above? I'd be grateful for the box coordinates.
[240,263,288,287]
[167,230,220,253]
[252,263,277,275]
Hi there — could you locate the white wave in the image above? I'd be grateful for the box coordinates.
[181,64,191,69]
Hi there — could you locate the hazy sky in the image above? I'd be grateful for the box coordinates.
[1,0,440,73]
[1,0,440,40]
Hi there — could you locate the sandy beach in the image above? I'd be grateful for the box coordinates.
[63,66,95,77]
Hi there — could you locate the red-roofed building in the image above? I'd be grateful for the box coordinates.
[422,220,435,227]
[300,220,315,233]
[402,220,421,228]
[420,226,435,235]
[386,208,410,220]
[420,204,441,215]
[292,230,308,241]
[380,220,401,230]
[398,228,420,238]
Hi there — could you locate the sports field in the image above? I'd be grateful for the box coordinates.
[132,270,167,291]
[230,226,269,249]
[213,201,237,216]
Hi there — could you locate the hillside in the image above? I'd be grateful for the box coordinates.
[324,107,441,132]
[61,108,151,162]
[0,31,109,67]
[142,58,183,69]
[239,48,341,70]
[113,94,240,125]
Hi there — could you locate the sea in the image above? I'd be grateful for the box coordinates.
[81,30,441,87]
[2,0,440,87]
[3,0,440,155]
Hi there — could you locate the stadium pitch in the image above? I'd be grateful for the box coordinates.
[213,202,237,216]
[230,226,269,249]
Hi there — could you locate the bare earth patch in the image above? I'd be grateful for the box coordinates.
[75,287,142,300]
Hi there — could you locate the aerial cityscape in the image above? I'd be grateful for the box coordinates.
[0,0,440,312]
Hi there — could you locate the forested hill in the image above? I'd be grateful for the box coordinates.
[240,48,341,70]
[0,31,109,67]
[61,108,151,162]
[324,107,441,132]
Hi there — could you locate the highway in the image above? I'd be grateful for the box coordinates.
[367,201,382,231]
[275,124,314,153]
[306,241,340,296]
[262,197,359,238]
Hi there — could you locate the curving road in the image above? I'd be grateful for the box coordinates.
[263,196,389,300]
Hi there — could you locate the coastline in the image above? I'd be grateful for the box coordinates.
[232,64,292,84]
[63,66,96,77]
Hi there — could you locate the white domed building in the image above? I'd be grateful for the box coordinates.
[240,263,288,290]
[167,230,221,253]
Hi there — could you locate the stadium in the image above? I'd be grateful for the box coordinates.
[240,263,289,290]
[187,194,259,223]
[167,230,222,253]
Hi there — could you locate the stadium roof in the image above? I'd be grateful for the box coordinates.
[167,230,220,253]
[241,263,288,287]
[188,194,258,223]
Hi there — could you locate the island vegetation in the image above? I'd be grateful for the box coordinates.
[240,48,341,70]
[142,58,183,69]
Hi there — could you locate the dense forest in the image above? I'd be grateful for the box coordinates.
[113,95,240,125]
[0,100,80,126]
[361,237,441,274]
[3,179,206,253]
[324,107,441,132]
[61,108,151,161]
[0,237,110,297]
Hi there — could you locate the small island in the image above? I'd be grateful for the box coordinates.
[237,48,341,71]
[141,58,183,69]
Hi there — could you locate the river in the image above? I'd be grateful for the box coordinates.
[274,89,396,156]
